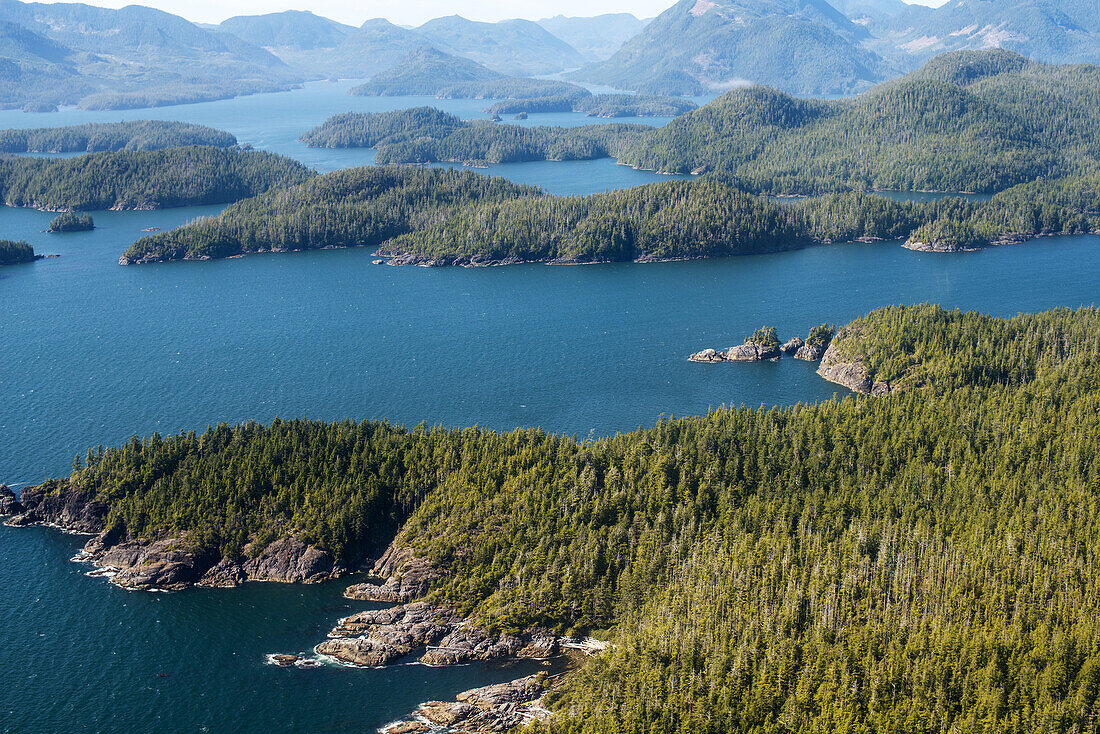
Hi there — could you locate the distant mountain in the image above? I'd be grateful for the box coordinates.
[0,0,298,109]
[219,11,353,50]
[537,13,650,60]
[311,18,432,78]
[571,0,887,96]
[416,15,587,75]
[828,0,907,31]
[875,0,1100,65]
[351,46,502,95]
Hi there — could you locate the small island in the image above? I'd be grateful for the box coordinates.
[48,212,95,233]
[690,324,834,363]
[0,239,41,266]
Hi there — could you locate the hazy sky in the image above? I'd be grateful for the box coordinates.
[47,0,951,27]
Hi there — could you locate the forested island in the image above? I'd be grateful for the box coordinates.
[324,50,1100,198]
[7,304,1100,731]
[119,165,1100,265]
[0,239,39,265]
[485,93,697,118]
[0,146,313,211]
[0,121,237,153]
[47,212,94,232]
[299,108,650,165]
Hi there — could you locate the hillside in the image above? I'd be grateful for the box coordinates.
[14,304,1100,732]
[218,10,353,51]
[415,15,586,76]
[619,50,1100,194]
[537,13,649,60]
[0,146,312,211]
[0,121,236,153]
[572,0,888,96]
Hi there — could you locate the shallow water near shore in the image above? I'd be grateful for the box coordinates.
[1,83,1100,733]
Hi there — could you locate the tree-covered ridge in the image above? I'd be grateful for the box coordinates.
[119,164,1100,265]
[485,93,697,118]
[907,175,1100,250]
[121,166,538,263]
[829,304,1100,389]
[0,121,237,153]
[620,51,1100,194]
[38,305,1100,732]
[0,146,313,211]
[0,238,36,264]
[299,108,650,166]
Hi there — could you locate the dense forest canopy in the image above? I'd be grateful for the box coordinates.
[47,211,94,232]
[299,108,650,166]
[0,238,36,264]
[0,121,237,153]
[621,50,1100,194]
[120,164,1100,265]
[0,146,313,211]
[36,304,1100,732]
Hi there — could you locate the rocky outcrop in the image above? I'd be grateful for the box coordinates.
[319,599,561,669]
[319,602,456,666]
[687,348,726,363]
[8,482,345,590]
[344,543,440,603]
[0,485,24,515]
[795,342,827,361]
[725,343,780,361]
[903,237,984,253]
[13,481,108,532]
[781,337,804,354]
[382,675,551,734]
[420,627,559,666]
[817,344,892,395]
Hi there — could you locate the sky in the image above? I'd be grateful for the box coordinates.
[39,0,952,27]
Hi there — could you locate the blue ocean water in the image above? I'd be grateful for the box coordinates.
[1,84,1098,733]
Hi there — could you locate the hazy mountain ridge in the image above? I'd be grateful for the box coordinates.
[537,13,650,61]
[571,0,890,96]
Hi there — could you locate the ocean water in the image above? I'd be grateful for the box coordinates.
[0,81,691,196]
[2,86,1099,733]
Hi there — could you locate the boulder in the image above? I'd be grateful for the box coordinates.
[418,701,477,727]
[781,337,804,354]
[688,348,725,363]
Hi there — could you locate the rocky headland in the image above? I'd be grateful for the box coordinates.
[380,674,553,734]
[816,342,894,395]
[6,480,345,590]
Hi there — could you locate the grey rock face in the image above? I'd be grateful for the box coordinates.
[795,342,827,361]
[0,485,24,516]
[17,482,108,533]
[726,343,780,361]
[344,543,440,602]
[817,344,891,395]
[688,348,725,363]
[781,337,804,354]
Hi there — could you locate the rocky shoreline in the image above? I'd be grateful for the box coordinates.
[380,674,554,734]
[4,480,346,590]
[689,331,830,364]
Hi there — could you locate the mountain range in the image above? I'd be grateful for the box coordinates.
[2,0,1100,111]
